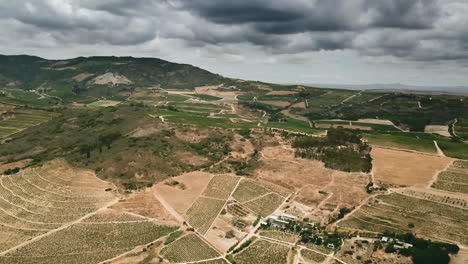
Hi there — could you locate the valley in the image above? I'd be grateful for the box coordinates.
[0,55,466,264]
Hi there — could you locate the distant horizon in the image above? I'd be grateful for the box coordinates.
[2,53,467,90]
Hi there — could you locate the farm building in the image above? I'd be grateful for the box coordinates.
[267,216,289,229]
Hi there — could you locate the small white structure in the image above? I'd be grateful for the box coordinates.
[327,243,335,249]
[381,237,389,243]
[278,213,297,221]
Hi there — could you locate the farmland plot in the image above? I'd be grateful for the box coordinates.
[0,219,176,264]
[338,193,468,245]
[202,175,240,200]
[432,162,468,194]
[243,193,285,217]
[186,197,226,234]
[301,249,327,263]
[371,147,452,187]
[0,110,53,138]
[232,180,272,203]
[233,239,290,264]
[0,160,117,254]
[259,230,299,243]
[160,233,220,263]
[189,259,229,264]
[232,179,285,203]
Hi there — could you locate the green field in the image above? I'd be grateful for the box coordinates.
[153,109,256,129]
[363,132,437,153]
[266,118,322,134]
[188,93,222,101]
[0,111,53,138]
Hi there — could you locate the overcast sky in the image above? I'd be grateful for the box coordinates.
[1,0,467,86]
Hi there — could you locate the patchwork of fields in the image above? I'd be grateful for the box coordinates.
[0,110,53,138]
[0,160,177,263]
[338,192,468,245]
[432,160,468,194]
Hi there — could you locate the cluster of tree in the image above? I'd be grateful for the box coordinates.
[293,128,372,173]
[3,167,20,175]
[382,232,459,264]
[79,130,122,159]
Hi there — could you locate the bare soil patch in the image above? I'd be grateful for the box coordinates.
[266,90,297,95]
[88,100,121,107]
[71,73,94,82]
[175,128,208,143]
[291,101,306,109]
[153,171,213,214]
[356,119,395,125]
[176,151,209,166]
[256,144,369,223]
[371,147,452,187]
[111,189,178,225]
[257,84,273,91]
[92,72,132,85]
[0,159,32,173]
[424,125,451,137]
[205,216,243,253]
[258,101,291,107]
[128,124,162,138]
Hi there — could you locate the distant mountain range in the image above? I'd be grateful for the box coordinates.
[304,83,468,96]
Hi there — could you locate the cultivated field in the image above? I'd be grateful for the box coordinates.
[232,179,288,217]
[259,230,299,244]
[243,193,285,217]
[160,233,220,263]
[300,249,327,263]
[202,175,240,200]
[424,125,451,137]
[111,189,178,224]
[0,110,53,138]
[0,160,177,263]
[186,197,226,234]
[0,219,175,264]
[232,239,290,264]
[371,147,452,186]
[338,192,468,245]
[432,160,468,194]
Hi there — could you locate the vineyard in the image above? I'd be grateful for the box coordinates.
[301,249,327,263]
[227,203,249,217]
[202,175,240,200]
[232,180,279,203]
[243,193,285,217]
[186,197,226,234]
[397,189,467,209]
[338,193,468,245]
[259,230,299,244]
[432,161,468,194]
[0,211,176,264]
[0,110,53,138]
[160,233,220,263]
[232,239,290,264]
[189,259,229,264]
[0,162,115,253]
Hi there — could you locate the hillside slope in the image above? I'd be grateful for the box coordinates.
[0,55,225,100]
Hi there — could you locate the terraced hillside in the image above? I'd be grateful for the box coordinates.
[0,160,176,263]
[0,110,53,138]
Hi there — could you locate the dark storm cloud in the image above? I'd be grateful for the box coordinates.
[0,0,466,63]
[180,0,468,62]
[182,0,440,33]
